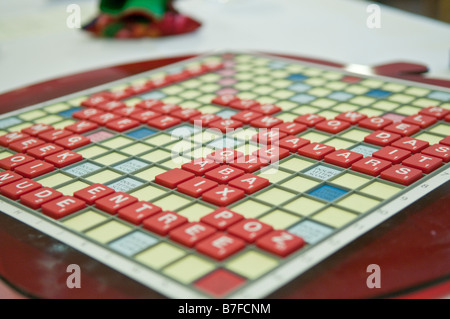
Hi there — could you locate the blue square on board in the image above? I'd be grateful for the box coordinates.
[290,93,316,104]
[366,89,391,98]
[58,107,82,118]
[216,109,238,119]
[329,92,354,101]
[127,128,156,139]
[308,185,348,202]
[287,74,308,81]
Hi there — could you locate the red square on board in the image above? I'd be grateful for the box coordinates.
[315,119,351,134]
[335,111,367,125]
[0,132,29,146]
[402,114,437,128]
[294,114,325,127]
[72,108,104,120]
[9,137,45,152]
[274,135,310,152]
[27,143,63,160]
[229,99,259,110]
[74,183,115,205]
[154,168,195,189]
[364,130,401,146]
[351,156,392,176]
[21,124,53,136]
[228,155,269,173]
[250,104,282,115]
[380,165,423,186]
[297,143,335,160]
[231,110,263,124]
[95,192,138,215]
[384,123,420,136]
[256,230,306,257]
[358,117,392,130]
[391,137,429,153]
[147,115,181,129]
[177,176,218,198]
[372,146,411,164]
[402,153,442,174]
[228,173,270,194]
[196,232,246,261]
[55,134,91,150]
[419,106,449,119]
[273,122,307,135]
[41,196,86,219]
[250,116,283,128]
[324,149,363,168]
[253,146,290,163]
[0,178,42,200]
[65,121,98,134]
[169,222,217,248]
[182,158,220,176]
[227,219,273,243]
[200,207,244,230]
[142,211,187,236]
[421,144,450,162]
[208,119,243,133]
[202,185,245,206]
[106,118,140,132]
[204,165,244,184]
[14,160,54,179]
[44,150,83,168]
[20,187,62,209]
[0,153,34,170]
[194,269,246,297]
[0,171,22,187]
[118,201,162,225]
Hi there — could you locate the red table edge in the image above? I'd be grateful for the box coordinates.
[0,52,449,299]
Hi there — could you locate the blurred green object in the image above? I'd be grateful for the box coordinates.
[99,0,170,19]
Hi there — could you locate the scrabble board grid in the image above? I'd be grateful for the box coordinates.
[0,51,449,298]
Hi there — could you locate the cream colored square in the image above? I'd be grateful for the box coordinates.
[429,124,450,136]
[62,210,108,232]
[94,152,128,166]
[129,185,166,201]
[197,94,217,104]
[345,85,369,95]
[317,110,340,119]
[358,108,384,117]
[304,78,327,86]
[120,143,153,155]
[44,103,70,113]
[312,207,357,228]
[255,187,296,205]
[256,168,291,183]
[413,133,442,145]
[230,199,271,219]
[258,96,278,105]
[311,98,336,109]
[280,157,314,172]
[161,85,184,95]
[85,221,132,244]
[308,88,332,97]
[86,169,122,184]
[144,134,173,146]
[276,113,297,122]
[153,194,191,211]
[0,150,13,159]
[360,181,402,200]
[389,94,415,104]
[226,251,278,280]
[35,115,63,125]
[337,193,380,213]
[135,243,185,270]
[236,92,258,100]
[52,119,76,130]
[78,145,109,159]
[291,105,319,115]
[382,83,406,92]
[259,210,301,229]
[360,79,384,88]
[36,172,73,188]
[162,96,183,105]
[283,196,324,216]
[141,149,172,163]
[325,138,355,150]
[280,176,319,192]
[299,131,330,143]
[412,98,439,108]
[163,255,214,284]
[325,81,347,90]
[56,181,90,196]
[331,172,371,189]
[332,103,359,112]
[394,105,421,116]
[101,136,133,148]
[19,110,47,121]
[177,203,213,222]
[349,96,376,106]
[404,87,430,97]
[340,128,369,142]
[276,101,297,111]
[197,105,222,114]
[124,98,142,107]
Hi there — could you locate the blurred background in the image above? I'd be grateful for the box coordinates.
[0,0,448,95]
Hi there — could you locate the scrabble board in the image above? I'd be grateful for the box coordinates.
[0,52,449,299]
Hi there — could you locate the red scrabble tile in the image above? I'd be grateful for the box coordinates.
[391,137,429,153]
[14,160,54,178]
[21,124,53,136]
[402,114,437,128]
[253,146,290,163]
[0,170,22,187]
[273,122,307,135]
[155,168,195,188]
[402,153,442,174]
[135,99,164,110]
[9,137,45,152]
[72,108,104,120]
[169,222,216,248]
[228,173,270,194]
[38,129,72,142]
[196,232,246,261]
[324,149,363,168]
[440,136,450,146]
[44,150,83,168]
[106,118,140,132]
[0,153,34,170]
[149,77,171,88]
[211,95,238,106]
[148,115,181,129]
[256,230,306,257]
[170,108,201,121]
[65,121,98,134]
[228,155,269,173]
[251,104,282,115]
[113,106,141,117]
[231,110,263,124]
[204,165,244,184]
[364,130,401,147]
[208,119,243,133]
[194,269,246,298]
[81,95,111,108]
[274,135,310,152]
[297,143,335,160]
[335,111,367,125]
[20,187,63,209]
[27,143,63,160]
[200,207,244,231]
[118,201,162,225]
[125,82,153,95]
[384,123,421,136]
[177,176,218,198]
[421,144,450,162]
[250,116,283,128]
[0,131,30,146]
[182,157,220,176]
[97,100,126,112]
[351,156,392,176]
[207,148,244,164]
[73,183,115,205]
[229,99,259,110]
[358,117,393,130]
[130,110,162,123]
[252,129,287,145]
[189,113,222,126]
[142,211,188,236]
[41,196,86,219]
[202,185,245,206]
[446,114,450,122]
[227,219,273,243]
[419,106,450,119]
[0,178,42,200]
[315,119,351,134]
[95,192,138,215]
[55,134,91,150]
[152,104,181,114]
[294,114,326,127]
[380,165,423,186]
[372,146,411,164]
[90,113,121,125]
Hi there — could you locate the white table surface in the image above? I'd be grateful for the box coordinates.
[0,0,449,95]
